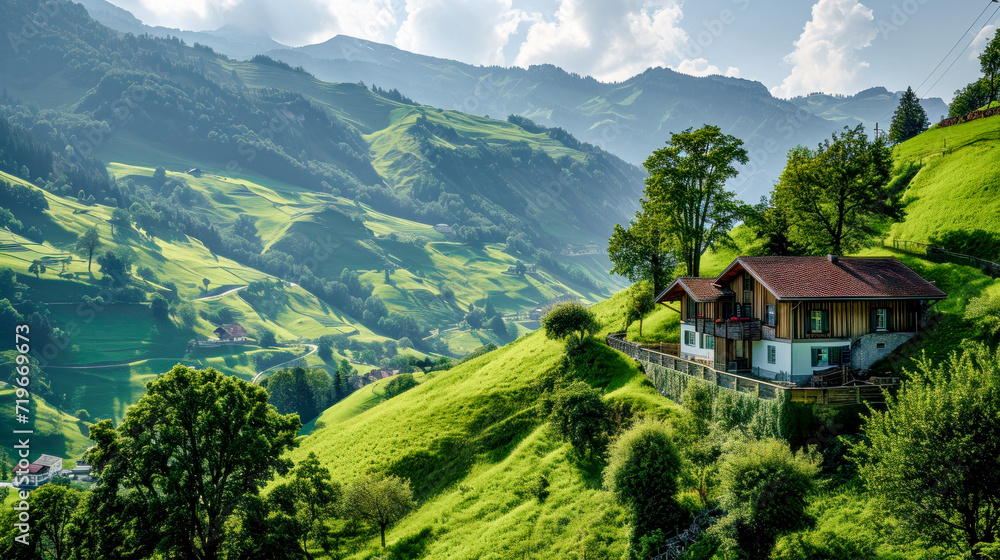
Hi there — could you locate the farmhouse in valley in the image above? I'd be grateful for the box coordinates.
[214,323,248,342]
[15,454,63,488]
[656,256,946,384]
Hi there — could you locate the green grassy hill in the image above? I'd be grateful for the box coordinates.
[888,115,1000,242]
[285,288,684,558]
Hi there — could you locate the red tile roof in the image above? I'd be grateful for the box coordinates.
[718,256,947,300]
[656,277,731,303]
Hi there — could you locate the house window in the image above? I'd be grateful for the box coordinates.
[812,347,830,367]
[876,342,886,349]
[743,276,753,291]
[686,299,695,320]
[811,346,849,367]
[767,345,776,364]
[765,304,776,327]
[875,308,888,331]
[684,330,696,346]
[809,310,828,334]
[704,334,715,350]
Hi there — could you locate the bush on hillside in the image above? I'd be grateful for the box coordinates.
[384,373,418,399]
[711,439,820,559]
[544,381,611,459]
[604,420,684,550]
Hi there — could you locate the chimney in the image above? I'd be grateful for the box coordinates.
[828,254,838,263]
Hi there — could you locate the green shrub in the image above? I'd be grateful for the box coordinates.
[604,420,684,549]
[712,438,820,559]
[384,373,418,399]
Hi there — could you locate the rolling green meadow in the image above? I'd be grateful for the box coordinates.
[3,2,1000,557]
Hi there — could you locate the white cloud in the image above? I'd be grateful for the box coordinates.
[771,0,878,98]
[512,0,688,82]
[395,0,522,65]
[673,58,740,78]
[970,23,998,61]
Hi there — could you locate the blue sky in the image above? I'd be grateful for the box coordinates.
[106,0,1000,101]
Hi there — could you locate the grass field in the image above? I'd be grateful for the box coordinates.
[888,114,1000,243]
[284,287,684,558]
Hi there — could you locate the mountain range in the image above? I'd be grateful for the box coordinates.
[76,0,949,202]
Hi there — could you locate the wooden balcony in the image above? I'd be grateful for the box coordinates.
[606,333,896,405]
[695,317,762,341]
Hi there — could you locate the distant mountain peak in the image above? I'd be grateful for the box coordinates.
[855,86,892,99]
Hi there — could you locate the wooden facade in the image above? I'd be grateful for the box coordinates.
[659,257,945,379]
[714,271,922,341]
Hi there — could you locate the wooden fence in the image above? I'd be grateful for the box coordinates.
[886,238,1000,277]
[607,333,892,405]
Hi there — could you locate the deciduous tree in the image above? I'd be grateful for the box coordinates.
[608,202,677,296]
[28,259,45,278]
[547,381,611,458]
[31,484,83,560]
[541,302,599,348]
[269,452,341,557]
[981,31,1000,107]
[643,125,749,277]
[625,281,656,337]
[75,226,101,272]
[603,420,683,548]
[853,344,1000,558]
[713,438,820,559]
[344,473,415,548]
[773,124,898,255]
[86,365,300,560]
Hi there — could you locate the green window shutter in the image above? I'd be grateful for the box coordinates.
[830,346,841,364]
[811,348,819,367]
[870,307,877,333]
[821,311,829,333]
[887,309,894,331]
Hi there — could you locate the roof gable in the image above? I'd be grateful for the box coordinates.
[656,277,731,303]
[717,256,947,300]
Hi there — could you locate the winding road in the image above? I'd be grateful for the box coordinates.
[251,344,318,385]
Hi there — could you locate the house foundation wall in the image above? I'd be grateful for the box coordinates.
[851,332,916,371]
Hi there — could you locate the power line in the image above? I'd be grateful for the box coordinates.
[912,1,995,97]
[920,2,1000,100]
[876,1,1000,126]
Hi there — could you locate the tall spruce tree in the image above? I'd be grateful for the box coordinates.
[889,87,929,143]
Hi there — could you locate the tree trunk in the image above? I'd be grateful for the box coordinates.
[380,524,387,548]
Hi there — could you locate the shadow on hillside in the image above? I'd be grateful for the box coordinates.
[567,453,605,490]
[564,338,637,394]
[387,434,476,503]
[387,388,544,502]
